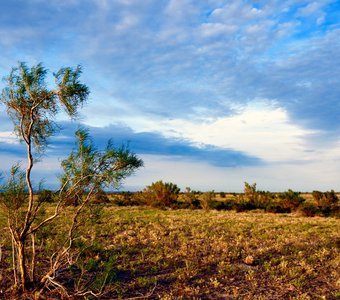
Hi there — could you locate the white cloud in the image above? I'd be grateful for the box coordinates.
[0,28,38,47]
[297,1,327,16]
[159,102,319,162]
[115,13,139,32]
[199,23,237,38]
[124,153,340,192]
[164,0,196,20]
[0,132,18,144]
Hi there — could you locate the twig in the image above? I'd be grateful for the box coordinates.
[125,282,157,300]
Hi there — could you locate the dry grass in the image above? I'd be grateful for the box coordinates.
[84,207,339,299]
[1,206,339,299]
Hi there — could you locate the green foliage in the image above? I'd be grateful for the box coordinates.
[312,190,339,216]
[300,202,319,217]
[1,62,89,152]
[278,189,305,211]
[111,192,145,206]
[60,128,143,206]
[0,164,26,212]
[37,189,55,204]
[0,61,143,294]
[143,181,180,208]
[200,191,215,211]
[234,182,275,212]
[92,188,110,204]
[206,199,234,211]
[181,187,201,209]
[265,202,291,214]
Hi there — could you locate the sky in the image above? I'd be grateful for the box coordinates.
[0,0,340,192]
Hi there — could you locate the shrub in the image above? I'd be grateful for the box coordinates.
[265,202,291,214]
[93,189,110,203]
[237,182,275,211]
[208,199,234,211]
[312,190,339,216]
[112,192,145,206]
[234,196,258,212]
[143,181,180,208]
[38,189,55,203]
[278,189,305,211]
[299,202,319,217]
[200,191,215,211]
[182,187,201,209]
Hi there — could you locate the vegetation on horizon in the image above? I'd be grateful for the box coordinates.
[111,181,340,218]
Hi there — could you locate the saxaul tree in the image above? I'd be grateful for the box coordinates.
[37,128,143,297]
[0,62,143,294]
[0,62,89,291]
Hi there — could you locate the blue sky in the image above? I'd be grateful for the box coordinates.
[0,0,340,192]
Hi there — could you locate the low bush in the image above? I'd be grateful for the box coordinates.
[312,190,339,217]
[38,189,55,203]
[265,202,291,214]
[200,191,215,211]
[299,202,319,217]
[181,187,201,209]
[111,192,144,206]
[278,189,305,211]
[208,199,234,211]
[93,189,110,203]
[143,181,180,208]
[234,197,258,212]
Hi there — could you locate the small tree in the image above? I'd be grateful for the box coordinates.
[35,128,142,296]
[0,62,89,291]
[0,62,143,294]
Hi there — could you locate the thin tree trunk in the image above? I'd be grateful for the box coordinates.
[11,236,18,286]
[31,233,36,282]
[17,240,28,290]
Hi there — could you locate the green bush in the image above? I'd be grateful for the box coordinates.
[312,190,339,216]
[278,189,305,211]
[234,197,258,212]
[111,192,144,206]
[200,191,215,211]
[38,189,55,203]
[182,187,201,209]
[265,202,291,214]
[93,189,110,203]
[300,202,319,217]
[207,199,234,211]
[143,181,180,208]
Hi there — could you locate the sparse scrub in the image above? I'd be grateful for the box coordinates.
[234,182,276,212]
[1,207,338,299]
